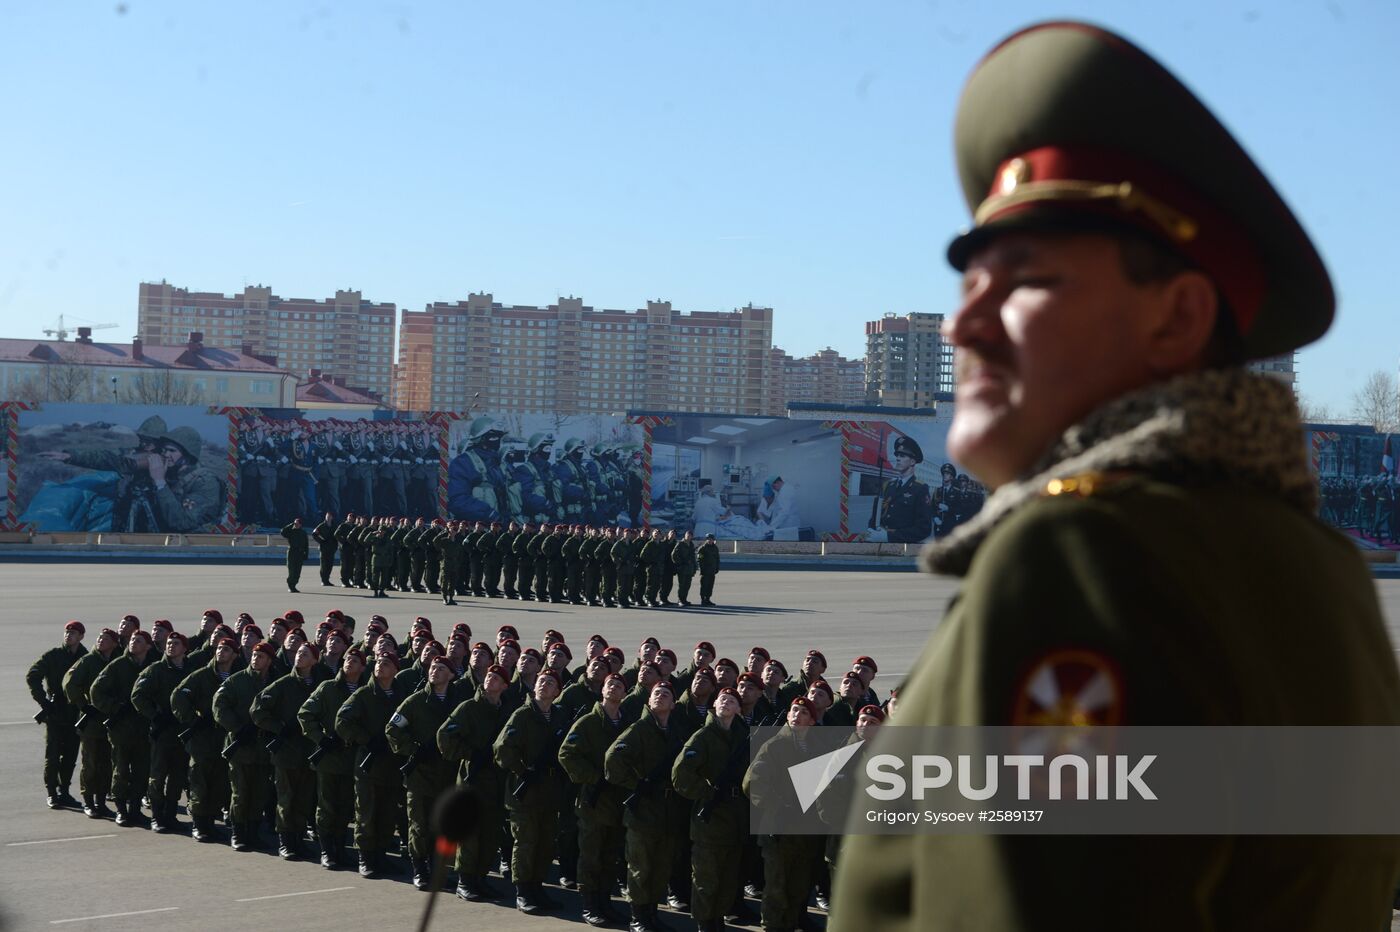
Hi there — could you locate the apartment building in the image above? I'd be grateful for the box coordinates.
[769,347,864,410]
[138,282,397,400]
[864,311,955,408]
[395,294,774,414]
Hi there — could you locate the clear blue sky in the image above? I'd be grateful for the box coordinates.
[1,0,1394,414]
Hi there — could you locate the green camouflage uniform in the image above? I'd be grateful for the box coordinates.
[212,665,275,840]
[387,684,457,868]
[62,649,112,804]
[88,647,152,818]
[298,672,364,861]
[251,670,318,845]
[334,679,406,865]
[439,692,510,885]
[27,642,85,798]
[131,655,192,826]
[170,660,234,830]
[493,701,571,886]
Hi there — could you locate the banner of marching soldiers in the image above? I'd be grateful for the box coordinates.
[30,611,891,929]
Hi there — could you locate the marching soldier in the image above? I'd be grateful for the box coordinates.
[514,521,537,601]
[298,646,368,870]
[605,680,695,932]
[673,686,750,932]
[131,631,191,833]
[671,531,697,607]
[170,634,238,843]
[612,527,637,609]
[559,670,631,927]
[89,628,154,827]
[251,640,322,860]
[433,521,464,605]
[62,626,118,818]
[313,512,338,586]
[439,663,512,902]
[27,619,87,809]
[387,654,458,889]
[697,533,721,607]
[213,640,277,851]
[745,697,823,932]
[281,517,310,593]
[335,650,406,878]
[493,669,571,914]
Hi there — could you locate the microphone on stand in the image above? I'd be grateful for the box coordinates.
[416,786,480,932]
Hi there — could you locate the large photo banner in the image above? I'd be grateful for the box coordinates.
[445,413,646,527]
[11,403,234,533]
[2,402,987,541]
[1307,424,1400,551]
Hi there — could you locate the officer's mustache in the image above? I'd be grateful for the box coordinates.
[954,345,1014,386]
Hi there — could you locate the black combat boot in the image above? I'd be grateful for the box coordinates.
[412,860,431,891]
[91,794,113,819]
[582,893,608,927]
[230,823,250,851]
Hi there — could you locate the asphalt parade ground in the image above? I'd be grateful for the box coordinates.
[2,561,1400,931]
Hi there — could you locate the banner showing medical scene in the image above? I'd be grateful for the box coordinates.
[8,403,235,533]
[645,414,985,542]
[445,413,646,527]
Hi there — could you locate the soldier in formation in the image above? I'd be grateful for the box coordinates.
[35,610,889,930]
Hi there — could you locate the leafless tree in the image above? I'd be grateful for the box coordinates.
[4,363,98,403]
[1297,394,1334,423]
[119,370,207,406]
[1350,370,1400,433]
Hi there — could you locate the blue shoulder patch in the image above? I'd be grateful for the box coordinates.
[566,732,581,743]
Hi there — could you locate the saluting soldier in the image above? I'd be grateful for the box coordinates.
[27,619,87,809]
[170,634,238,843]
[281,517,310,593]
[559,670,631,927]
[335,650,406,878]
[493,668,570,914]
[604,680,695,932]
[438,663,512,902]
[63,626,119,818]
[131,631,191,833]
[432,521,464,605]
[213,640,277,851]
[298,646,368,870]
[89,628,154,827]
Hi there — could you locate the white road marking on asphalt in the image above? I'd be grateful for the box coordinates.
[0,721,36,726]
[8,834,117,846]
[51,907,179,924]
[234,886,355,902]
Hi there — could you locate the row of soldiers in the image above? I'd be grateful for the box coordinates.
[30,612,888,932]
[287,514,723,608]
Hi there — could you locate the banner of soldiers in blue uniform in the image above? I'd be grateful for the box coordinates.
[5,404,982,541]
[445,414,646,528]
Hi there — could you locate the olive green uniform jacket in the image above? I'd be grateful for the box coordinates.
[297,673,364,775]
[558,701,629,825]
[831,370,1400,932]
[212,666,273,766]
[170,661,231,761]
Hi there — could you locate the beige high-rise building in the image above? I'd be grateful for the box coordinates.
[769,347,865,410]
[138,282,397,400]
[395,294,774,414]
[864,311,955,408]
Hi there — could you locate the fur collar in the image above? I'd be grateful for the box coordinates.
[921,369,1317,577]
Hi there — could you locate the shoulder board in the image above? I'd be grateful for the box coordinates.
[1041,470,1137,499]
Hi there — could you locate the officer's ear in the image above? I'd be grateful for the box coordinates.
[1140,268,1218,377]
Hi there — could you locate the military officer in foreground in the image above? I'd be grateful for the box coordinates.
[27,620,87,809]
[830,21,1400,931]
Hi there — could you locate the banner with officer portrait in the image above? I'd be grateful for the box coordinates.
[10,403,233,533]
[445,413,645,528]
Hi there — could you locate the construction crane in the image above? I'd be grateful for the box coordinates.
[43,315,118,341]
